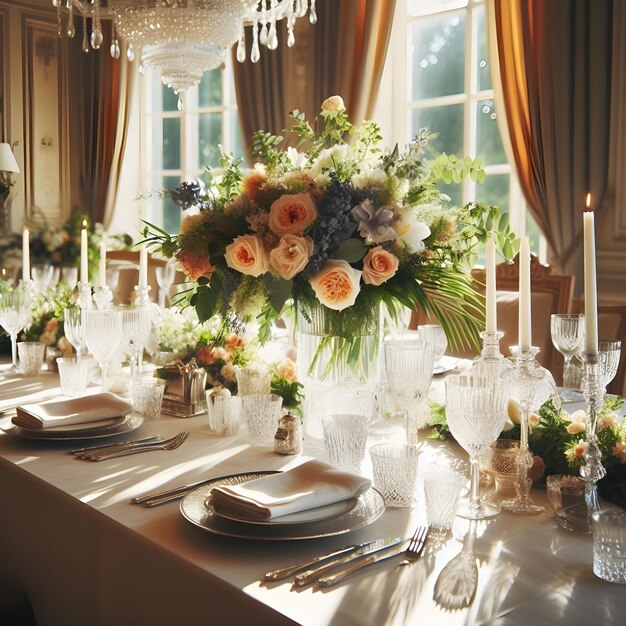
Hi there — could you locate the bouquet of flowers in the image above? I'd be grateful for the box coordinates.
[144,96,516,354]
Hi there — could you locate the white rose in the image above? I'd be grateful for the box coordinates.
[321,95,345,112]
[351,168,388,190]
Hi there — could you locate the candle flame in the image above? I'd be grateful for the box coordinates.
[586,193,591,209]
[82,219,88,228]
[1,268,6,277]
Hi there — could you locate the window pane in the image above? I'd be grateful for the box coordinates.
[411,12,465,100]
[475,173,510,213]
[409,0,467,17]
[161,82,179,113]
[475,5,492,91]
[162,118,181,170]
[476,100,506,165]
[231,113,246,161]
[526,210,541,255]
[412,104,463,156]
[199,69,222,108]
[199,113,223,168]
[148,175,181,234]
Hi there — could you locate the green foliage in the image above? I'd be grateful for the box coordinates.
[271,377,304,416]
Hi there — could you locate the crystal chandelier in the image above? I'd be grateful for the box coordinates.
[53,1,317,100]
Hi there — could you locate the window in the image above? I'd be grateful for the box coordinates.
[384,0,544,256]
[142,61,245,233]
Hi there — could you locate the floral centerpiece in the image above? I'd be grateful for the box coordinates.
[427,396,626,509]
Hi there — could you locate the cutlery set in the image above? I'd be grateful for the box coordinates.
[72,431,189,461]
[264,526,428,588]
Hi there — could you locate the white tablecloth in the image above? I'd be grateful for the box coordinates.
[0,368,624,626]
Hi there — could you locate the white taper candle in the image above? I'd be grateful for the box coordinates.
[583,209,598,354]
[80,222,88,284]
[518,236,532,351]
[486,234,497,333]
[138,246,148,288]
[22,228,30,282]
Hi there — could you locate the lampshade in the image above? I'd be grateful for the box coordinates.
[0,143,19,174]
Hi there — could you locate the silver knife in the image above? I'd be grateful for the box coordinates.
[264,541,375,581]
[294,538,403,587]
[318,541,409,587]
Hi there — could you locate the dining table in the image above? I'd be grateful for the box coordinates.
[0,364,625,626]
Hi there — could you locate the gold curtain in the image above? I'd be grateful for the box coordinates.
[67,32,133,227]
[488,0,613,278]
[233,0,396,154]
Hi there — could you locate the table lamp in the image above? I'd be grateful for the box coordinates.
[0,142,20,235]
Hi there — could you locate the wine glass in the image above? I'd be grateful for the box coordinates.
[384,339,435,444]
[82,309,123,391]
[598,340,621,393]
[550,314,584,392]
[61,267,78,290]
[106,268,120,292]
[445,374,508,519]
[155,259,177,309]
[419,324,448,371]
[31,265,55,292]
[118,304,154,377]
[0,289,32,369]
[63,307,84,358]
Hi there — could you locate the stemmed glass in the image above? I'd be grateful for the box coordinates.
[31,265,55,292]
[60,267,78,291]
[119,305,154,377]
[384,339,435,445]
[419,324,448,371]
[63,307,85,358]
[550,314,584,392]
[598,340,621,393]
[155,259,177,309]
[0,289,32,369]
[445,374,508,519]
[82,309,123,391]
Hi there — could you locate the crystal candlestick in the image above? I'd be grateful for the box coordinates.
[77,281,92,311]
[134,284,151,306]
[501,346,558,514]
[93,285,113,310]
[580,351,606,512]
[471,331,513,378]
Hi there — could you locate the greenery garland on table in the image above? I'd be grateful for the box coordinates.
[427,396,626,509]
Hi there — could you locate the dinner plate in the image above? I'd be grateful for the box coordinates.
[0,411,144,440]
[433,356,458,375]
[206,496,358,526]
[181,471,385,541]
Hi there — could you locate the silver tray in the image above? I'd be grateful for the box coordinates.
[0,412,144,440]
[180,471,385,541]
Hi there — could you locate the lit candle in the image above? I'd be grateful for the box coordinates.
[80,220,88,284]
[518,236,532,352]
[99,238,107,289]
[22,228,30,282]
[485,234,497,333]
[138,246,148,288]
[583,196,598,354]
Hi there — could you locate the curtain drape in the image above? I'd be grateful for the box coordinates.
[488,0,613,278]
[67,33,133,228]
[233,0,396,154]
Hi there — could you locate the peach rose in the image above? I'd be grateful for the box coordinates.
[362,246,399,286]
[321,95,345,112]
[310,259,362,311]
[276,358,298,383]
[176,249,215,282]
[567,420,587,435]
[573,441,589,458]
[224,235,269,277]
[612,442,626,462]
[528,412,541,428]
[268,193,317,236]
[269,234,313,280]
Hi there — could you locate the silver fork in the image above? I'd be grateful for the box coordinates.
[80,432,189,461]
[399,525,428,566]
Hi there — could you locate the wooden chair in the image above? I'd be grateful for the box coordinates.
[106,250,166,304]
[411,254,575,374]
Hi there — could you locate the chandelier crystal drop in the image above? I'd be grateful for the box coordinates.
[53,1,317,97]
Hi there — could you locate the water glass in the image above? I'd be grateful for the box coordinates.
[322,413,369,472]
[423,464,464,530]
[241,393,283,442]
[57,357,91,396]
[418,325,448,368]
[546,474,589,532]
[369,444,419,507]
[17,342,46,376]
[60,266,78,290]
[63,307,83,356]
[131,379,166,420]
[236,364,272,396]
[550,314,584,388]
[592,509,626,584]
[31,265,55,292]
[598,340,621,392]
[0,289,32,368]
[83,309,123,391]
[206,393,241,437]
[156,258,177,309]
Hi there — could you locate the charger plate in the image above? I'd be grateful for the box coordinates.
[181,471,385,541]
[0,412,144,440]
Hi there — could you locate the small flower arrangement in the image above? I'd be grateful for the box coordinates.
[143,96,516,352]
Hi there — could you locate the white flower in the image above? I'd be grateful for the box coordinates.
[566,409,586,423]
[321,95,345,113]
[309,145,353,180]
[286,147,308,169]
[393,205,431,252]
[351,168,387,190]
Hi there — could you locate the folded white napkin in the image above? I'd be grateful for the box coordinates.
[209,459,371,521]
[13,392,133,430]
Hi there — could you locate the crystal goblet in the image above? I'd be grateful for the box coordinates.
[119,304,154,377]
[82,309,123,391]
[60,266,78,290]
[0,289,32,369]
[598,340,621,393]
[419,324,448,370]
[155,259,177,309]
[31,265,55,293]
[63,307,85,358]
[445,373,508,519]
[384,339,435,445]
[550,314,584,391]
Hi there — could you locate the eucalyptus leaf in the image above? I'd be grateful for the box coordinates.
[333,238,368,263]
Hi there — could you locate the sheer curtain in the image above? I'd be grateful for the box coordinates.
[233,0,396,153]
[67,36,133,228]
[487,0,613,278]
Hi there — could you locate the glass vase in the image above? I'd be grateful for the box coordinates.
[295,303,380,439]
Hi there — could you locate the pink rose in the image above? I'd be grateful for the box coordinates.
[268,193,318,236]
[224,235,269,277]
[361,246,399,286]
[269,234,313,280]
[310,259,362,311]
